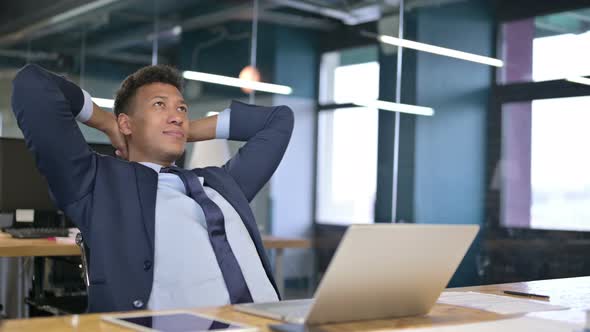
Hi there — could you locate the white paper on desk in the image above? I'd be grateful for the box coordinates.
[54,228,80,244]
[437,291,568,315]
[391,316,580,332]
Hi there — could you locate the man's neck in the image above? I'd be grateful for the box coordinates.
[127,152,174,167]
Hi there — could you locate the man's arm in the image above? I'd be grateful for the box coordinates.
[187,114,218,142]
[11,64,119,213]
[216,101,294,202]
[86,103,128,158]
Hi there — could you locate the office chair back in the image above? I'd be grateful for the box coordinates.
[75,233,90,287]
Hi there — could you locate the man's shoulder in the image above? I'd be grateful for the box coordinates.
[192,166,239,187]
[94,153,141,175]
[95,153,131,166]
[190,165,224,176]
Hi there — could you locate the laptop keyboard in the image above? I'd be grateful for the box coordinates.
[4,227,70,239]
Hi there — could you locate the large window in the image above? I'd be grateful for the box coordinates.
[500,8,590,84]
[501,97,590,232]
[498,7,590,232]
[315,48,379,225]
[532,32,590,82]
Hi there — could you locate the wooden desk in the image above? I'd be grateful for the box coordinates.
[0,232,311,258]
[0,232,312,309]
[261,236,312,295]
[0,232,81,317]
[2,276,588,331]
[0,232,79,257]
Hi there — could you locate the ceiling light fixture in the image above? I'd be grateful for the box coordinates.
[182,70,292,95]
[352,99,434,116]
[365,31,504,67]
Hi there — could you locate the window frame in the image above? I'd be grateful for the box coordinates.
[314,48,380,226]
[487,4,590,236]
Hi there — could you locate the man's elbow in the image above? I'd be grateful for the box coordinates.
[276,105,295,133]
[11,64,50,114]
[12,64,45,90]
[14,63,43,81]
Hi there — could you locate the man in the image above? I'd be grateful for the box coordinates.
[11,64,293,312]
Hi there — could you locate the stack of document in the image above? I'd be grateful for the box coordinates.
[437,291,568,315]
[390,292,579,331]
[390,316,580,332]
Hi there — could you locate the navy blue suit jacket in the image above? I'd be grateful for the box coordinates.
[11,64,294,313]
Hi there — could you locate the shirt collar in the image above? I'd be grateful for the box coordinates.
[139,162,205,185]
[139,162,165,173]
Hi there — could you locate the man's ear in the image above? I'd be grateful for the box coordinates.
[117,113,132,136]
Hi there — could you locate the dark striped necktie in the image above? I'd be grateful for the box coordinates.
[160,166,253,304]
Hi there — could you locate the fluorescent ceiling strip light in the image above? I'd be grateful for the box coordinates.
[378,34,504,67]
[206,111,220,117]
[566,76,590,86]
[183,70,292,95]
[352,99,434,116]
[92,97,114,108]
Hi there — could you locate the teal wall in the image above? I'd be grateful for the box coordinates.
[272,26,319,99]
[413,0,493,286]
[178,22,318,100]
[179,22,275,99]
[377,0,494,286]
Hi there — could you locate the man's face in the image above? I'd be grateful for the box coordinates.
[122,82,189,163]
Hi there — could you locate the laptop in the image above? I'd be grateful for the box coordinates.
[235,224,479,325]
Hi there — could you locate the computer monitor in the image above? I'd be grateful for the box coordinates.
[0,137,116,212]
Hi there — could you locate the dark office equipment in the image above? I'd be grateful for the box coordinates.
[0,138,56,212]
[4,227,70,239]
[0,213,11,228]
[0,137,116,214]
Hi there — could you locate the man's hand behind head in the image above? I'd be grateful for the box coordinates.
[108,122,128,160]
[86,103,129,160]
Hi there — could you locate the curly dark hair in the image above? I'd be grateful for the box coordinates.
[114,64,183,116]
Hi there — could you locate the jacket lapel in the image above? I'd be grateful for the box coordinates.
[133,163,158,254]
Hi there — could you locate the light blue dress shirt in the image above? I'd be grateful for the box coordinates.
[78,96,278,310]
